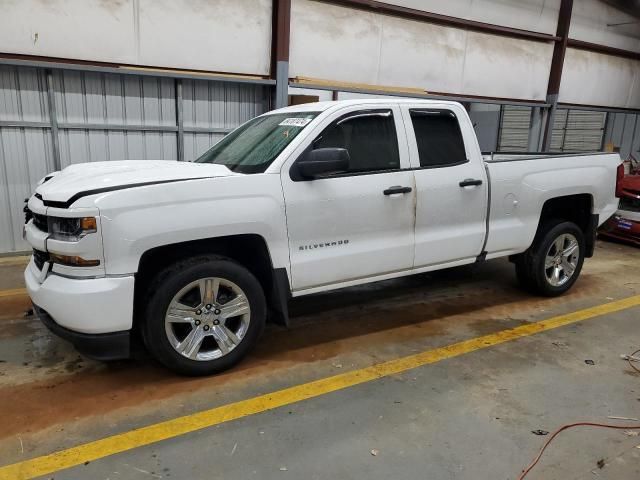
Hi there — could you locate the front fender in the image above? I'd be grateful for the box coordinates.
[94,175,289,276]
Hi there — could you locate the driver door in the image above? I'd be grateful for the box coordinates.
[280,104,416,293]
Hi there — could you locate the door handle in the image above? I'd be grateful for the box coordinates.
[383,186,412,195]
[459,178,483,187]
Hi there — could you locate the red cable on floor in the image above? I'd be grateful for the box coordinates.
[517,422,640,480]
[626,348,640,374]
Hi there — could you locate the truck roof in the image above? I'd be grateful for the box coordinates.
[270,98,463,114]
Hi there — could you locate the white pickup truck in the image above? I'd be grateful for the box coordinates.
[23,99,622,375]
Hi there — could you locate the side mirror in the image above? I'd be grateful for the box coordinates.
[297,148,349,179]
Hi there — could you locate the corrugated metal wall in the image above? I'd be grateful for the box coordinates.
[498,106,607,153]
[550,109,606,152]
[53,71,179,165]
[182,79,269,162]
[0,66,54,253]
[0,65,270,254]
[498,105,532,151]
[604,112,640,160]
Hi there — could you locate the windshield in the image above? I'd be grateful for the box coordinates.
[195,112,320,173]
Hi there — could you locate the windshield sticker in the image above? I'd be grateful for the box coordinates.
[279,118,313,127]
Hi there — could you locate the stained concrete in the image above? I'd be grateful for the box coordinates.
[0,240,639,479]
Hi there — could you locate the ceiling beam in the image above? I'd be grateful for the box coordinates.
[567,38,640,61]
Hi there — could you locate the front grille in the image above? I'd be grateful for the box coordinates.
[32,249,49,270]
[32,213,48,232]
[24,203,32,224]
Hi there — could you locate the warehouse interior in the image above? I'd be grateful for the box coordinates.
[1,1,640,479]
[1,0,639,254]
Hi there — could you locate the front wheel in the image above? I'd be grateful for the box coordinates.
[142,255,266,376]
[515,221,585,296]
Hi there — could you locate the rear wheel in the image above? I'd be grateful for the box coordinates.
[142,256,266,375]
[515,221,585,296]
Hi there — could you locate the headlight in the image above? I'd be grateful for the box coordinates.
[49,216,97,241]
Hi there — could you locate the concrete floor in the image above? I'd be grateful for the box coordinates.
[0,240,639,479]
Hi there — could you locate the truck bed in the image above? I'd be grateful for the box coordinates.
[481,151,620,259]
[482,152,614,163]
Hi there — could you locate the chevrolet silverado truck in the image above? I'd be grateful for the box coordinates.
[23,99,623,375]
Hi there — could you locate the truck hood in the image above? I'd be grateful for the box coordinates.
[35,160,234,206]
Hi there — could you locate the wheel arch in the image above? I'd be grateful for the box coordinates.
[537,193,597,257]
[135,234,290,328]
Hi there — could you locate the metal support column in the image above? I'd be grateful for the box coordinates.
[541,0,573,151]
[495,105,504,151]
[542,103,558,151]
[45,70,61,171]
[275,62,289,109]
[272,0,291,109]
[175,79,185,161]
[528,107,543,152]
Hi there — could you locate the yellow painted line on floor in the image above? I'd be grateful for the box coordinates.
[2,294,640,480]
[0,288,27,298]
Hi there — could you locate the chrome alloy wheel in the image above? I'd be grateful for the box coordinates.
[164,277,251,361]
[544,233,580,287]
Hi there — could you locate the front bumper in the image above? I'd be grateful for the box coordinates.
[25,259,135,333]
[34,304,131,360]
[25,259,135,359]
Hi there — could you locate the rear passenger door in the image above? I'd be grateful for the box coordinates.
[400,104,488,268]
[281,105,416,292]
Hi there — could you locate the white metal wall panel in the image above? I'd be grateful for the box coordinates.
[138,0,273,75]
[461,30,552,101]
[0,0,272,76]
[289,0,553,101]
[383,0,559,35]
[498,106,532,151]
[0,0,137,66]
[570,0,640,52]
[560,49,640,109]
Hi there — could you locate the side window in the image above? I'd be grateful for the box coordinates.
[410,110,467,167]
[313,110,400,173]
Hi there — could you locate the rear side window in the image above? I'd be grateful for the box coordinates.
[410,110,467,167]
[313,110,400,173]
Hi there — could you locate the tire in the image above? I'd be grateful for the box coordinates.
[515,220,585,297]
[142,255,266,376]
